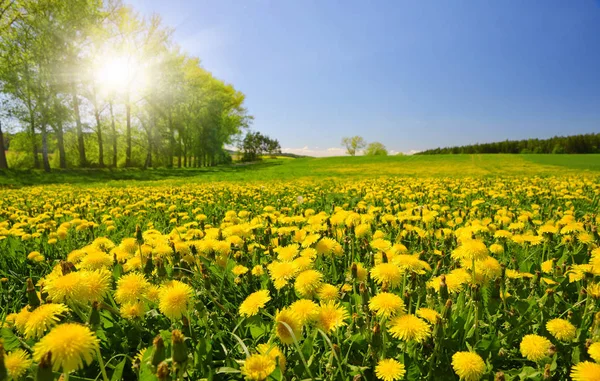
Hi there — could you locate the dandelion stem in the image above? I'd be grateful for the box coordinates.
[95,347,110,381]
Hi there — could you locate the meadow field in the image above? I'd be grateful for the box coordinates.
[1,154,600,381]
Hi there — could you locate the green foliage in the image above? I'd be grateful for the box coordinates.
[364,141,388,156]
[0,0,253,171]
[341,136,367,156]
[419,133,600,155]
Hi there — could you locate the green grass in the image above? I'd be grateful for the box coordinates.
[1,154,599,187]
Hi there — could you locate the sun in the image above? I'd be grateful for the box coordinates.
[94,55,147,95]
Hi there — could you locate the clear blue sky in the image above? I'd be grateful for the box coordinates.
[128,0,600,156]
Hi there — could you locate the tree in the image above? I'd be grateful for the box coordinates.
[365,141,388,156]
[341,136,366,156]
[0,0,256,170]
[240,131,280,162]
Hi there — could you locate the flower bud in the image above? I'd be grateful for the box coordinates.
[88,301,101,329]
[136,225,143,245]
[543,364,551,380]
[442,299,453,321]
[351,263,358,279]
[27,278,40,310]
[151,335,166,367]
[495,371,505,381]
[36,352,54,381]
[371,323,382,354]
[171,330,188,364]
[439,275,449,301]
[156,361,169,381]
[143,255,154,276]
[359,282,369,307]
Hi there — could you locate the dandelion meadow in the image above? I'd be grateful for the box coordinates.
[0,155,599,381]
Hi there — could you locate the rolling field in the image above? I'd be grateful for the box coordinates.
[1,154,600,187]
[1,155,600,381]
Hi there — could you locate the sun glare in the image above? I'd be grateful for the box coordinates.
[95,56,147,95]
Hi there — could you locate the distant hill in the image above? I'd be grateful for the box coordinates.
[224,148,310,159]
[418,133,600,155]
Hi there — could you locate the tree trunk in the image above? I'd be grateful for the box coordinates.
[145,133,152,169]
[0,120,8,169]
[28,108,39,169]
[168,113,175,168]
[183,142,187,167]
[55,122,66,169]
[71,85,87,167]
[110,102,117,168]
[41,124,50,172]
[125,96,132,167]
[177,134,182,168]
[95,110,104,168]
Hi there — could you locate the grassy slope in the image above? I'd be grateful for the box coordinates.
[1,154,599,187]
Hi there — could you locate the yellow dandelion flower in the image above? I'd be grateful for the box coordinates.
[239,290,271,317]
[451,351,485,381]
[114,273,150,305]
[5,349,32,379]
[317,283,339,301]
[571,361,600,381]
[120,301,147,320]
[275,308,302,345]
[23,303,69,339]
[451,239,489,262]
[32,323,99,373]
[233,265,249,276]
[520,334,552,362]
[588,342,600,363]
[79,251,113,270]
[252,265,264,276]
[488,243,504,255]
[375,358,406,381]
[13,307,31,333]
[416,308,441,324]
[267,261,298,290]
[257,343,285,372]
[275,244,299,261]
[371,263,403,288]
[294,270,324,297]
[292,256,313,271]
[546,318,576,341]
[315,237,342,256]
[388,314,430,343]
[44,272,86,304]
[316,301,349,333]
[541,260,554,274]
[369,292,406,318]
[158,280,194,320]
[80,269,112,303]
[241,354,276,381]
[289,299,319,324]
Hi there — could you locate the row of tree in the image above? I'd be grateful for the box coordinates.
[0,0,253,171]
[341,136,388,156]
[418,133,600,155]
[239,131,281,162]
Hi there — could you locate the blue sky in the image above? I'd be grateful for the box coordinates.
[128,0,600,156]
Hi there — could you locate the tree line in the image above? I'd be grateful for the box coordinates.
[418,133,600,155]
[341,136,389,156]
[0,0,253,171]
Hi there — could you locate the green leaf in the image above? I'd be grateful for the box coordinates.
[0,328,20,351]
[216,367,241,374]
[110,357,127,381]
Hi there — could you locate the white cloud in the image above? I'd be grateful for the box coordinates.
[281,146,347,157]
